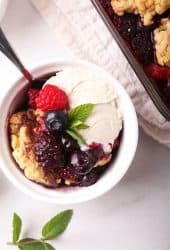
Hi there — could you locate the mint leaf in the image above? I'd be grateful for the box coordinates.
[76,123,90,130]
[70,120,84,129]
[13,213,22,243]
[68,104,94,123]
[18,238,44,250]
[18,239,56,250]
[66,129,87,145]
[43,243,55,250]
[67,104,94,144]
[70,120,90,130]
[42,210,73,240]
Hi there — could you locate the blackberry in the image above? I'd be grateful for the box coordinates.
[58,165,81,183]
[61,133,80,153]
[34,132,64,169]
[70,150,98,175]
[119,14,138,42]
[132,31,154,65]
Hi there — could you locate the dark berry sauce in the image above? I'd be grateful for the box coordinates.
[99,0,170,109]
[33,130,122,187]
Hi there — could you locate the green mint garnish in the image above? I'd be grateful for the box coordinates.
[68,103,94,123]
[42,210,73,240]
[67,103,94,144]
[12,238,55,250]
[66,128,87,145]
[8,210,74,250]
[13,213,22,244]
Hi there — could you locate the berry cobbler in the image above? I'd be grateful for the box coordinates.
[99,0,170,107]
[9,67,123,188]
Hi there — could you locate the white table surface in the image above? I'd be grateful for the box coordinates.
[0,1,170,249]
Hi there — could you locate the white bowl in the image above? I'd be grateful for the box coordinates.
[0,59,138,204]
[0,0,8,21]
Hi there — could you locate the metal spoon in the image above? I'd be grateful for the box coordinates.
[0,27,55,86]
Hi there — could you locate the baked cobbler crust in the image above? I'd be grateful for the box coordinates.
[111,0,170,25]
[154,18,170,67]
[9,109,61,187]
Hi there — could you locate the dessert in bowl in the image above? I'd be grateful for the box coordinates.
[0,60,138,204]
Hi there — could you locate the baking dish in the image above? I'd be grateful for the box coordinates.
[91,0,170,121]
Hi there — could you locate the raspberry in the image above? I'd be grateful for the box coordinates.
[34,132,64,169]
[144,64,170,80]
[35,84,68,111]
[28,88,39,108]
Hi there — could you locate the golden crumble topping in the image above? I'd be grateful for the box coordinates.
[154,18,170,67]
[9,109,60,187]
[111,0,170,25]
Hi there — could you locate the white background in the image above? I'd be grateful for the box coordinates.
[0,1,170,249]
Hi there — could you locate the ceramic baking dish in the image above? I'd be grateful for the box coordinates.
[91,0,170,121]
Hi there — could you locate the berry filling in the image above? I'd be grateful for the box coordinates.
[33,128,120,187]
[34,132,64,169]
[99,0,170,108]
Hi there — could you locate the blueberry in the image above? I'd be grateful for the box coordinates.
[45,110,68,133]
[79,169,99,187]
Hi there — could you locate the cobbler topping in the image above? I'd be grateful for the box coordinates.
[154,18,170,67]
[9,109,60,187]
[111,0,170,25]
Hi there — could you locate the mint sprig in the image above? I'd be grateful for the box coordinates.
[8,210,73,250]
[68,103,94,123]
[66,128,87,145]
[13,213,22,244]
[42,210,73,240]
[67,103,94,144]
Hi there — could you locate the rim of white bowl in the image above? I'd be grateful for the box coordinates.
[0,59,138,204]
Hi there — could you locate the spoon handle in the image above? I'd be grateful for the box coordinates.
[0,27,33,81]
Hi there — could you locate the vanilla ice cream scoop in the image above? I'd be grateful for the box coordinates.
[45,67,123,153]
